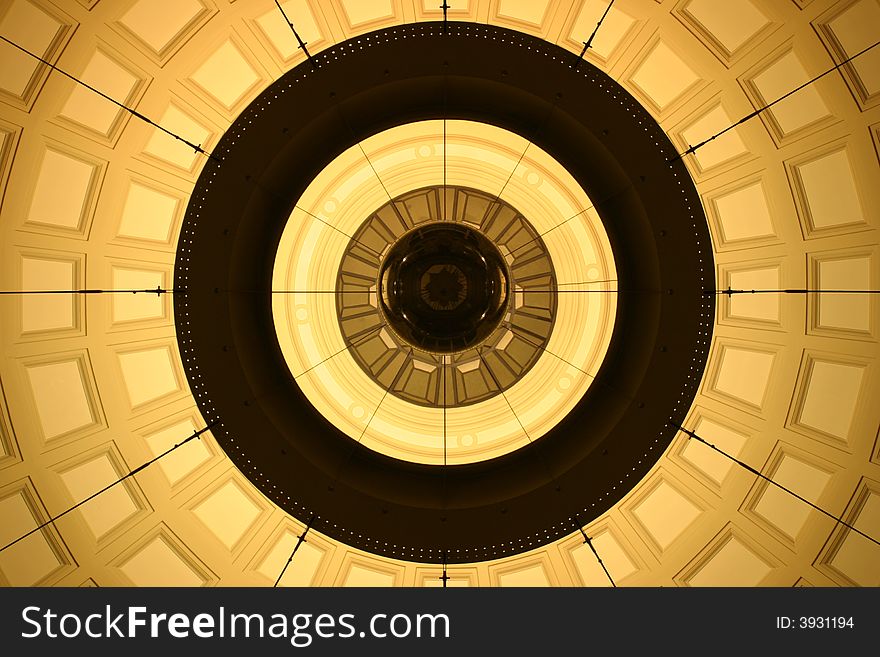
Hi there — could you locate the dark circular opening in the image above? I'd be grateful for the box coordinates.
[378,223,510,353]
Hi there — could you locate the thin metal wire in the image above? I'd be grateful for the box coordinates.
[274,514,316,587]
[292,323,386,380]
[574,518,616,587]
[274,0,315,68]
[707,288,880,296]
[0,287,181,295]
[0,36,220,163]
[670,39,880,162]
[574,0,616,68]
[673,423,880,548]
[0,422,219,554]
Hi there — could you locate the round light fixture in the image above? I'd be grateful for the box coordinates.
[175,22,714,563]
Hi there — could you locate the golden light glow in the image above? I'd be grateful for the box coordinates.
[272,120,617,464]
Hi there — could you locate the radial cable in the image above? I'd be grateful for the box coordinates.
[0,422,218,554]
[673,423,880,548]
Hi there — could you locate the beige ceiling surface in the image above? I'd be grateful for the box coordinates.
[0,0,878,587]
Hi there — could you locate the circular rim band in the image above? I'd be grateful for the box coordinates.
[175,22,714,563]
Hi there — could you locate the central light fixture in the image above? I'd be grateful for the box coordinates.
[175,22,712,561]
[379,223,509,353]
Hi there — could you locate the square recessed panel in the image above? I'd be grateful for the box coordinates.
[0,0,64,99]
[190,39,261,110]
[795,358,865,441]
[569,1,634,60]
[752,453,831,539]
[255,0,323,61]
[825,490,880,586]
[632,479,702,551]
[119,0,205,58]
[257,528,325,586]
[118,531,207,586]
[711,180,775,244]
[725,266,781,323]
[58,452,140,540]
[143,418,212,485]
[568,530,636,586]
[630,40,700,111]
[814,255,872,333]
[685,534,773,586]
[339,0,394,27]
[792,147,864,233]
[59,49,139,136]
[191,479,264,551]
[497,561,551,586]
[749,50,831,137]
[681,0,769,56]
[680,104,748,171]
[117,346,179,408]
[20,256,77,333]
[117,180,180,243]
[342,561,396,586]
[825,0,880,100]
[25,358,96,440]
[0,489,65,586]
[679,417,748,485]
[27,148,98,231]
[110,267,166,324]
[712,345,775,409]
[142,103,212,171]
[497,0,551,26]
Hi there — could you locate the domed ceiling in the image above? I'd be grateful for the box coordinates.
[0,0,878,587]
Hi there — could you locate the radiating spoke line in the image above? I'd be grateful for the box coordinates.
[670,39,880,162]
[274,0,316,68]
[237,171,382,259]
[574,0,616,68]
[480,99,562,222]
[517,288,621,294]
[440,552,450,588]
[355,141,395,203]
[0,422,219,554]
[327,349,412,487]
[707,288,880,296]
[673,423,880,549]
[0,287,181,296]
[274,514,316,587]
[442,40,449,221]
[293,323,385,380]
[507,182,631,258]
[505,326,595,382]
[0,37,220,163]
[506,324,639,406]
[272,289,360,294]
[554,279,617,287]
[477,349,571,506]
[442,357,448,467]
[477,350,535,444]
[507,207,591,257]
[294,204,383,258]
[325,92,397,204]
[574,518,616,587]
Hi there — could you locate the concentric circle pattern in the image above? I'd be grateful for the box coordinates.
[0,0,877,587]
[272,120,617,466]
[177,24,712,561]
[337,185,556,409]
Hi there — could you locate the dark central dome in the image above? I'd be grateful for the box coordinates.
[378,223,510,353]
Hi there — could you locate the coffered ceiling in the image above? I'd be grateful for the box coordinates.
[0,0,877,587]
